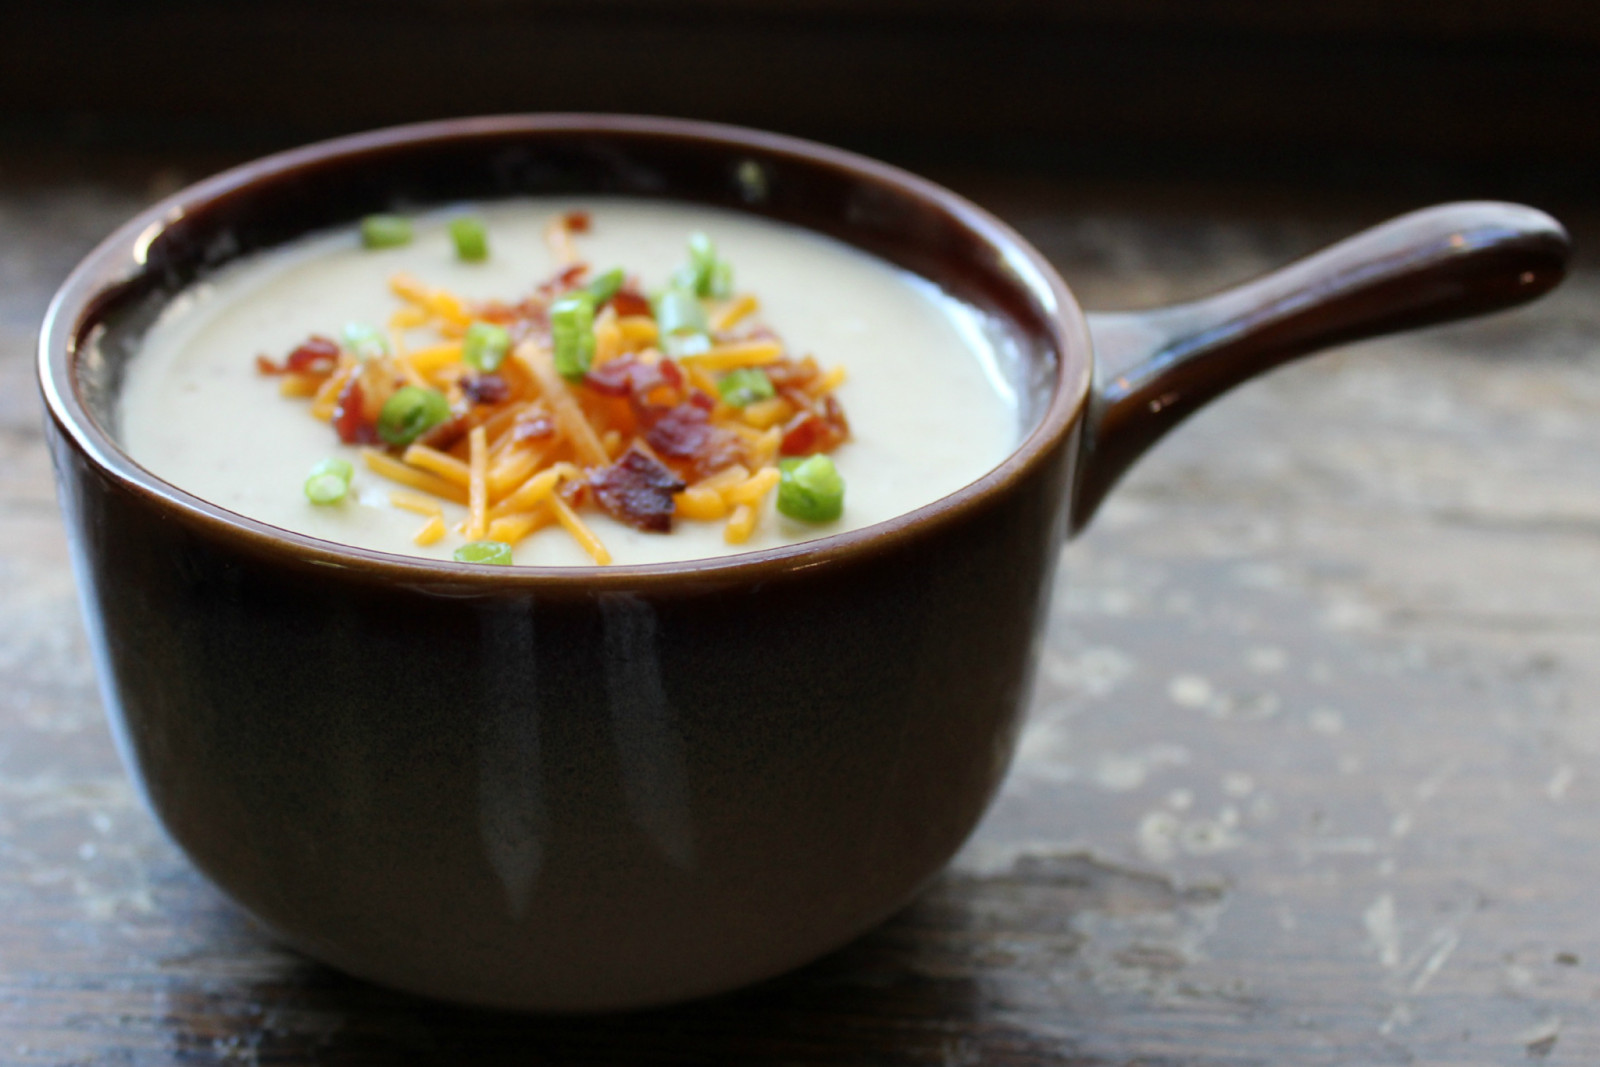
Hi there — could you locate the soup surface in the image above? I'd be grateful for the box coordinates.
[119,198,1022,566]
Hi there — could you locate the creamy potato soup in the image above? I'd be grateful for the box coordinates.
[119,198,1022,566]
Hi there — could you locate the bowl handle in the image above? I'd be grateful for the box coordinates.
[1070,201,1570,532]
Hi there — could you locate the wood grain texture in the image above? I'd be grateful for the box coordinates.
[2,160,1597,1063]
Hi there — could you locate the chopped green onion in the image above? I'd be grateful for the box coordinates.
[655,287,711,357]
[309,457,354,483]
[664,332,712,358]
[449,216,489,261]
[550,293,597,380]
[654,287,708,337]
[777,454,845,523]
[718,367,775,408]
[735,159,769,203]
[675,232,734,298]
[341,321,388,360]
[585,267,626,307]
[377,385,452,446]
[303,457,354,506]
[360,214,413,249]
[304,473,348,505]
[454,540,514,565]
[462,321,511,372]
[707,259,734,300]
[688,231,716,275]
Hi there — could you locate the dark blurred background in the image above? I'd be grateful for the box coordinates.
[7,0,1600,204]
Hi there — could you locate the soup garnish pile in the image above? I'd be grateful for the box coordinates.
[255,210,851,565]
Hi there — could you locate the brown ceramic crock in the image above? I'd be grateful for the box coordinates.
[37,115,1569,1011]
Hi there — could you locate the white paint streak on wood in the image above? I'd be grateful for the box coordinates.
[1364,892,1401,970]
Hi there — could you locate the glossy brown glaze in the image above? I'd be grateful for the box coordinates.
[1073,203,1570,528]
[37,116,1568,1010]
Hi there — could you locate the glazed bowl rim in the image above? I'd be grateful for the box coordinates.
[38,113,1092,588]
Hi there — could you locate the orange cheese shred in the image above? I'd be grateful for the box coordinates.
[722,467,781,507]
[487,446,545,501]
[403,443,471,488]
[389,273,432,304]
[361,449,470,505]
[389,490,444,517]
[806,365,847,396]
[413,514,447,546]
[515,341,609,467]
[740,396,793,429]
[466,426,489,540]
[712,293,759,332]
[724,503,758,544]
[683,340,783,372]
[309,359,358,421]
[489,465,565,521]
[550,494,611,564]
[616,316,659,347]
[487,508,555,546]
[673,488,727,521]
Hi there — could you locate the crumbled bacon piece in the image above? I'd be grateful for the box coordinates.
[286,336,341,375]
[590,446,686,533]
[564,210,591,233]
[418,414,471,453]
[536,263,588,298]
[473,301,520,324]
[645,402,744,479]
[585,353,683,403]
[644,403,714,458]
[608,289,652,318]
[511,411,556,442]
[333,378,376,445]
[764,357,819,390]
[255,354,281,375]
[560,479,592,509]
[461,374,510,406]
[779,396,849,457]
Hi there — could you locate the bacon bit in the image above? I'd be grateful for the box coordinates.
[644,402,713,459]
[511,411,556,442]
[560,478,592,509]
[256,354,282,375]
[462,374,511,406]
[286,335,341,375]
[822,392,850,431]
[536,263,588,298]
[564,210,591,233]
[590,446,686,533]
[333,378,377,445]
[609,289,652,318]
[764,357,819,390]
[778,401,849,457]
[585,352,684,402]
[645,402,745,480]
[473,300,520,324]
[417,413,472,453]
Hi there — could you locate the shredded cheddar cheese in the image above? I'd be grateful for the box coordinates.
[403,443,471,487]
[466,426,489,540]
[712,293,759,332]
[414,514,447,546]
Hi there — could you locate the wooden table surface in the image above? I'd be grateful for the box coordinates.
[1,156,1596,1065]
